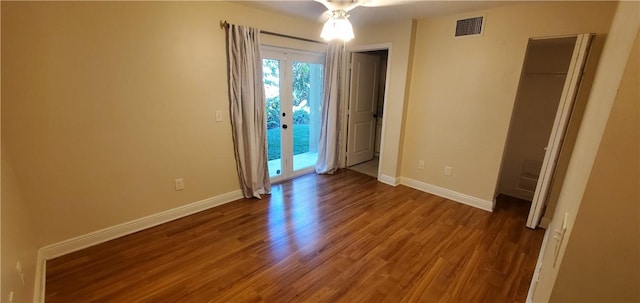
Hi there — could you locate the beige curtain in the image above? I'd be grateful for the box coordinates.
[315,42,343,174]
[226,24,271,198]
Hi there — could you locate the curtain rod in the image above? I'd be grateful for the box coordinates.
[220,21,326,45]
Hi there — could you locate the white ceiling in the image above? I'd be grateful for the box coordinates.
[240,1,521,26]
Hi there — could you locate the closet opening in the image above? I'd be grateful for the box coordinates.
[496,34,593,228]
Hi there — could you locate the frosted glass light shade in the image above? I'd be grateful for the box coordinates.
[320,13,354,41]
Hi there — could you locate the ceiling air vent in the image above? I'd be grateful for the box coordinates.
[455,16,484,37]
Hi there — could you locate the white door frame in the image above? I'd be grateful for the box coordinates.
[342,43,392,181]
[526,34,593,228]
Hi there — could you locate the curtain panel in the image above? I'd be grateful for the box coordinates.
[226,24,271,198]
[315,42,343,174]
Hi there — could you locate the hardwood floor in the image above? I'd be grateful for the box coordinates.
[45,170,544,302]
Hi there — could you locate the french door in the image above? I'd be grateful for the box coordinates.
[262,48,324,182]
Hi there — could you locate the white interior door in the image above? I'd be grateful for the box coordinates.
[346,52,380,167]
[527,34,593,228]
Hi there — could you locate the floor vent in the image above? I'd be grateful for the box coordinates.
[455,16,484,37]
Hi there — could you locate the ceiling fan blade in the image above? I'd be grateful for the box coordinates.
[313,0,362,12]
[360,0,417,7]
[313,0,413,22]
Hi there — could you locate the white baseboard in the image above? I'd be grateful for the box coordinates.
[378,174,399,186]
[526,228,551,303]
[34,251,46,303]
[33,190,243,303]
[399,177,494,212]
[38,190,243,260]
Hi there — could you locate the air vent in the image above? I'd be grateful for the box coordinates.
[455,16,484,37]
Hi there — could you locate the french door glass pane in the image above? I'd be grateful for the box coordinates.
[263,58,282,178]
[292,61,323,171]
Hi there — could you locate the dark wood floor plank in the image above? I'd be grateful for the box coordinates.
[45,170,544,302]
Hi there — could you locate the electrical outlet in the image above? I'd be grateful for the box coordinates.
[444,166,453,176]
[418,160,425,169]
[8,291,15,302]
[174,178,185,191]
[215,110,223,122]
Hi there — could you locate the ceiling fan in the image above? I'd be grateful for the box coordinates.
[314,0,413,41]
[315,0,411,13]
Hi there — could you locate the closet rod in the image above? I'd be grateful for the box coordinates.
[220,21,326,45]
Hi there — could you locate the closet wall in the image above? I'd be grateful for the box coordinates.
[375,52,388,155]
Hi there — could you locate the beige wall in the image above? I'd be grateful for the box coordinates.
[533,1,639,301]
[2,2,636,302]
[1,145,38,303]
[549,28,639,303]
[347,19,416,181]
[402,1,617,201]
[1,1,322,248]
[498,38,575,201]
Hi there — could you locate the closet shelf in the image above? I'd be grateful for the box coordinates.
[520,173,539,181]
[525,72,568,77]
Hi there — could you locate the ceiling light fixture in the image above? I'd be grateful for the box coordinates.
[320,10,354,42]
